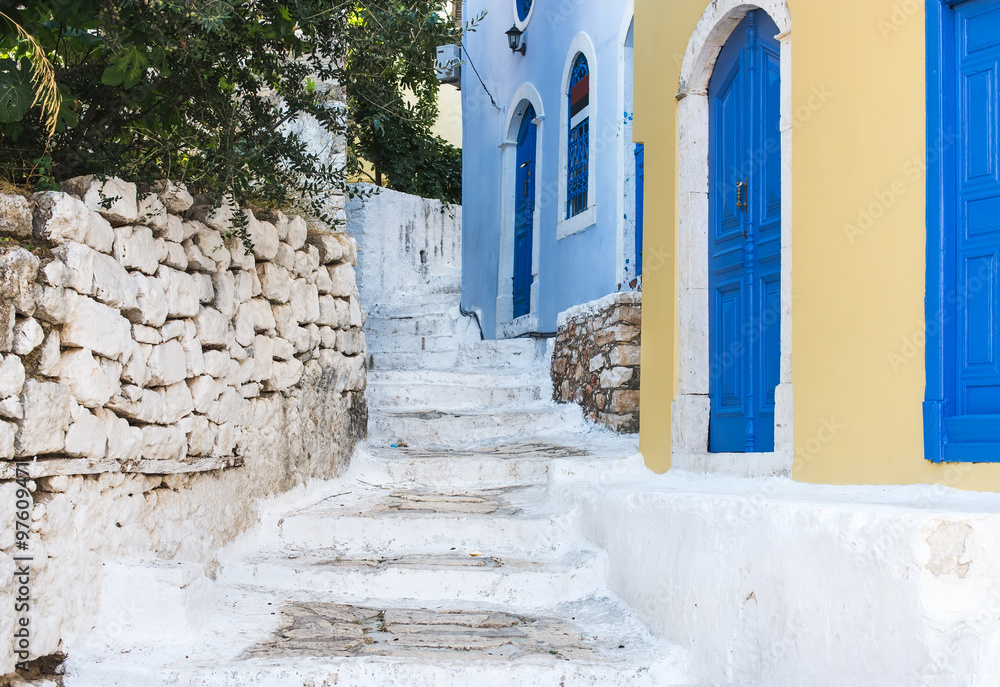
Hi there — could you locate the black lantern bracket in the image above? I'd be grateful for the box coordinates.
[506,25,527,56]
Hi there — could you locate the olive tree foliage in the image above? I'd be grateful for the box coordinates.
[0,0,467,221]
[344,1,468,204]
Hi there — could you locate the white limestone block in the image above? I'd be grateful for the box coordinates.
[159,214,185,242]
[59,349,113,408]
[335,329,364,356]
[53,241,95,295]
[291,281,320,324]
[246,212,279,261]
[146,340,187,387]
[266,358,304,392]
[319,326,336,349]
[0,246,40,314]
[132,324,161,344]
[228,236,255,271]
[250,266,262,297]
[214,421,236,456]
[84,212,115,254]
[0,354,25,398]
[161,240,188,270]
[195,306,228,348]
[249,298,276,332]
[140,425,187,461]
[192,272,214,304]
[33,285,79,324]
[97,408,142,461]
[16,379,72,456]
[316,295,341,328]
[179,414,215,456]
[239,381,260,398]
[209,270,236,319]
[233,270,253,304]
[251,334,273,382]
[305,323,320,352]
[264,210,289,240]
[12,317,43,355]
[36,330,60,377]
[187,200,236,232]
[0,419,14,458]
[161,381,194,423]
[181,334,205,377]
[187,376,223,414]
[93,251,139,310]
[328,263,357,298]
[73,176,138,226]
[257,262,293,303]
[285,216,308,250]
[64,407,107,459]
[348,295,363,328]
[274,242,295,271]
[600,366,634,388]
[206,387,247,425]
[194,226,230,270]
[272,336,296,361]
[313,259,333,292]
[129,273,168,327]
[62,295,132,361]
[156,265,199,318]
[0,395,22,420]
[107,387,164,424]
[153,180,195,214]
[183,240,215,273]
[32,191,90,244]
[122,340,149,388]
[39,259,69,288]
[201,350,231,380]
[233,303,254,347]
[113,225,159,275]
[160,318,184,342]
[307,233,345,264]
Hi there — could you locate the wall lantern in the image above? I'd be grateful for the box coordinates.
[506,25,527,56]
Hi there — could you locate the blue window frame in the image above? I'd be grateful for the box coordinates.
[517,0,533,22]
[925,0,1000,462]
[567,53,590,219]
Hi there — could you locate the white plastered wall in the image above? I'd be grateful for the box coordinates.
[670,0,794,477]
[497,82,545,338]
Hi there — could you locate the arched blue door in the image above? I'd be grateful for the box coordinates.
[635,143,644,277]
[708,10,781,453]
[513,105,537,319]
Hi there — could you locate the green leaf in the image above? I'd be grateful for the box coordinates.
[101,45,148,89]
[0,60,34,124]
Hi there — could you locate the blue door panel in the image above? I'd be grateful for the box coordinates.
[635,143,644,277]
[934,0,1000,458]
[513,105,536,320]
[708,9,781,453]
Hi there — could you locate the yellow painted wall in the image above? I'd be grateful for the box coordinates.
[634,0,1000,490]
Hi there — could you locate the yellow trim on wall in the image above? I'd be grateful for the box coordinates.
[634,0,1000,490]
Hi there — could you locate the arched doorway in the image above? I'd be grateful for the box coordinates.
[513,104,537,319]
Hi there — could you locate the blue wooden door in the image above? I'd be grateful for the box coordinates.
[938,0,1000,460]
[708,10,781,453]
[635,143,645,277]
[514,105,536,319]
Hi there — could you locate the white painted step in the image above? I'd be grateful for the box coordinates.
[66,593,692,687]
[365,313,460,337]
[368,294,463,318]
[368,406,581,448]
[222,549,606,609]
[367,374,544,410]
[279,486,581,558]
[366,333,464,354]
[368,338,544,373]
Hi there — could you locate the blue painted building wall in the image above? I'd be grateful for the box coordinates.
[460,0,636,337]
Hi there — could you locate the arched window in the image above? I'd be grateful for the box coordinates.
[567,53,590,219]
[516,0,533,22]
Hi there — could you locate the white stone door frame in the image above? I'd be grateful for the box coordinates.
[497,83,545,338]
[616,3,638,288]
[670,0,794,478]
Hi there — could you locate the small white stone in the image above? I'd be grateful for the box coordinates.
[153,180,194,214]
[328,263,357,298]
[266,358,304,392]
[53,241,95,295]
[62,295,132,360]
[146,339,188,387]
[161,241,188,270]
[122,340,149,388]
[250,334,273,382]
[140,424,186,461]
[239,382,261,398]
[12,317,43,355]
[184,240,215,272]
[292,281,320,324]
[600,366,634,388]
[84,212,115,253]
[249,298,276,332]
[33,285,78,324]
[32,192,90,244]
[187,376,223,413]
[348,296,363,328]
[161,380,194,423]
[182,335,205,377]
[313,262,333,293]
[0,395,22,420]
[160,319,185,342]
[113,225,159,275]
[159,214,185,242]
[273,336,296,361]
[202,350,231,380]
[307,232,346,264]
[214,421,236,457]
[132,324,161,344]
[0,354,25,398]
[179,414,215,456]
[257,262,293,303]
[0,194,32,238]
[285,216,308,250]
[206,387,245,425]
[139,193,169,232]
[97,408,142,461]
[210,270,237,319]
[195,306,228,348]
[16,379,72,456]
[0,420,14,458]
[92,250,139,310]
[157,265,200,318]
[246,212,279,261]
[228,235,255,271]
[316,295,342,328]
[319,326,336,349]
[233,271,253,304]
[194,226,230,271]
[37,330,61,376]
[80,176,139,226]
[39,259,69,288]
[107,387,164,423]
[59,348,113,408]
[129,272,168,327]
[274,242,295,271]
[233,303,255,347]
[64,408,107,459]
[192,272,214,304]
[98,356,123,398]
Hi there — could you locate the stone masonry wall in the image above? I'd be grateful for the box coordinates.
[0,176,366,674]
[551,293,641,433]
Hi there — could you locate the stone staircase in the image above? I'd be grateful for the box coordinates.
[63,190,691,685]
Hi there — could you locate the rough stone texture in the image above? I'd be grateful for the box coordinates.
[0,173,363,673]
[551,293,641,433]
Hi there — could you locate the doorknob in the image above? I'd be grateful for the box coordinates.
[736,179,747,212]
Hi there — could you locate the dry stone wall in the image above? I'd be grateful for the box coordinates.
[551,293,641,433]
[0,176,366,674]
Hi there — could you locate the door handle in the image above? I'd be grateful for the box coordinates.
[736,179,747,212]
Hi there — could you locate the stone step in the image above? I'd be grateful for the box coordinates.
[368,338,546,373]
[67,595,691,687]
[279,486,580,558]
[365,313,469,338]
[356,442,596,489]
[368,406,581,448]
[366,375,544,410]
[222,549,606,609]
[366,333,467,354]
[367,294,463,318]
